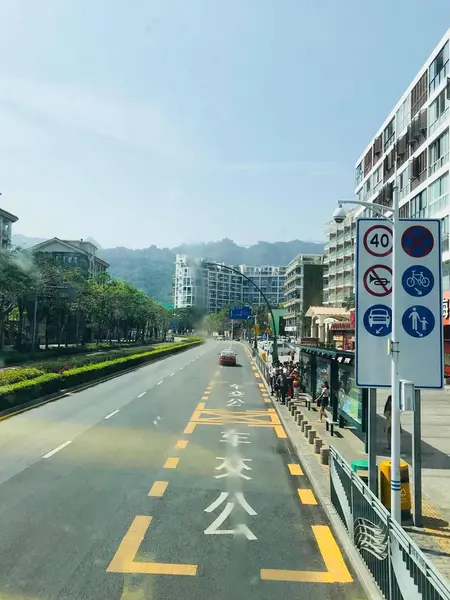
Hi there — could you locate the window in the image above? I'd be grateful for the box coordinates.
[429,42,449,93]
[372,165,382,192]
[429,129,449,175]
[428,173,449,216]
[410,149,427,191]
[399,203,410,218]
[411,71,428,118]
[355,162,363,186]
[429,90,447,135]
[398,166,410,199]
[373,134,383,165]
[383,119,395,151]
[396,97,410,134]
[442,215,450,253]
[409,190,427,218]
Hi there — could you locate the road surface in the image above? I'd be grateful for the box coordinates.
[0,340,367,599]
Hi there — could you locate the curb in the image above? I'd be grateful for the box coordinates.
[0,342,202,423]
[254,357,383,600]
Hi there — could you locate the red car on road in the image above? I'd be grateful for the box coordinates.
[219,350,237,366]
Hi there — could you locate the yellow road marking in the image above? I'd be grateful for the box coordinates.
[107,516,198,576]
[298,489,317,505]
[184,422,196,434]
[206,385,213,390]
[176,440,188,449]
[275,425,287,438]
[163,457,179,469]
[258,383,265,389]
[260,525,352,583]
[214,370,221,377]
[288,464,304,476]
[148,481,168,497]
[264,398,271,403]
[251,366,257,370]
[197,402,206,410]
[255,373,260,378]
[204,391,211,395]
[201,396,208,401]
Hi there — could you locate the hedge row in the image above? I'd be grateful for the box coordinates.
[0,367,45,386]
[0,340,159,367]
[0,340,202,412]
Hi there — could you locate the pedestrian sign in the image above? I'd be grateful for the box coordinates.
[356,218,443,389]
[401,225,434,258]
[363,304,392,336]
[363,265,392,297]
[401,265,434,298]
[402,306,435,338]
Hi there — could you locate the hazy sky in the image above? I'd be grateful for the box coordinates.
[3,1,450,249]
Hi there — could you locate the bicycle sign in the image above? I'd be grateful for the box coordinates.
[363,224,393,257]
[401,265,434,298]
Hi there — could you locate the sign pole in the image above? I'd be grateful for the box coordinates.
[412,389,423,527]
[390,163,402,523]
[368,388,378,494]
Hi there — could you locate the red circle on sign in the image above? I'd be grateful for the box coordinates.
[363,265,392,297]
[401,225,434,258]
[363,224,393,257]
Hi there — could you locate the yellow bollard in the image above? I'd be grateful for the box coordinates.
[379,459,411,519]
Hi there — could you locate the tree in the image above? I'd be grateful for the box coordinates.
[342,293,355,310]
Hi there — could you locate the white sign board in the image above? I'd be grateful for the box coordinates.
[356,218,443,389]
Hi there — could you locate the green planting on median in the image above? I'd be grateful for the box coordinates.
[0,339,202,412]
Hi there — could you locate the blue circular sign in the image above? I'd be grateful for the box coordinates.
[363,304,392,337]
[401,225,434,258]
[401,265,434,297]
[402,305,435,338]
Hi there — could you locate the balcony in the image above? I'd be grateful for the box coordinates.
[429,106,449,137]
[429,152,449,176]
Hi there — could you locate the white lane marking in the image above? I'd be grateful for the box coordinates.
[170,372,175,377]
[179,367,184,371]
[43,440,72,459]
[157,380,163,385]
[137,392,146,398]
[104,409,120,419]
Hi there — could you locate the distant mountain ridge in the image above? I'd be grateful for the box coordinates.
[12,235,324,302]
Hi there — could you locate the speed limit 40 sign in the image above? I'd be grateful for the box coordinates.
[356,219,393,387]
[363,224,393,257]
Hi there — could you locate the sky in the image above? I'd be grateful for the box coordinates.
[2,1,450,249]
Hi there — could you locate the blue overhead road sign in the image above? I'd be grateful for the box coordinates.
[229,306,252,320]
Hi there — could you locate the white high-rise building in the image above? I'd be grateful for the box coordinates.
[354,29,450,289]
[173,254,286,313]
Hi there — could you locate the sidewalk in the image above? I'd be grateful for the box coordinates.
[278,384,450,581]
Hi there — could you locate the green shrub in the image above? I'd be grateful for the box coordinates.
[0,340,202,411]
[0,373,62,411]
[0,367,44,386]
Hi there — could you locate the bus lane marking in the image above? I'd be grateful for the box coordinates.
[107,516,198,576]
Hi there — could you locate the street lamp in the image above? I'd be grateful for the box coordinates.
[201,261,280,364]
[334,192,402,523]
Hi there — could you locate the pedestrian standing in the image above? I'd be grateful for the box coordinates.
[315,381,330,423]
[277,368,289,405]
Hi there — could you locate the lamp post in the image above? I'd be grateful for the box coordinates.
[334,185,401,522]
[201,261,279,364]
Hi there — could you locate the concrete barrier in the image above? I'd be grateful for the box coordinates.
[296,412,304,425]
[301,420,308,432]
[314,438,323,454]
[308,429,316,444]
[320,446,329,465]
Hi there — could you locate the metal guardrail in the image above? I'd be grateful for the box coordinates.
[330,446,450,600]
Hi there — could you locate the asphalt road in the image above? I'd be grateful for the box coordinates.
[0,340,367,600]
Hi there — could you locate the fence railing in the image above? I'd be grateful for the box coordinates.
[330,446,450,600]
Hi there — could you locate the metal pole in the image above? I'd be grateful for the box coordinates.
[254,314,258,351]
[390,160,402,522]
[368,388,378,494]
[32,294,38,349]
[231,319,234,342]
[412,389,423,527]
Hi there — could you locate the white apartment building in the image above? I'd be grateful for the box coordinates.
[284,253,324,332]
[173,254,286,313]
[323,208,357,307]
[354,29,450,289]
